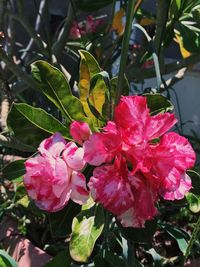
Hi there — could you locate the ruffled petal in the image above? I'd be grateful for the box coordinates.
[63,142,85,171]
[88,164,134,216]
[83,133,107,165]
[70,171,89,204]
[161,173,192,200]
[160,132,196,169]
[24,156,71,212]
[147,113,177,140]
[38,132,66,158]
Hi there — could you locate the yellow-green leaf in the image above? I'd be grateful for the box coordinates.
[79,50,101,120]
[70,204,104,263]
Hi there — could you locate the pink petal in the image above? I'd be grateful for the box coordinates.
[117,208,143,228]
[38,132,66,158]
[83,123,121,166]
[141,132,195,195]
[88,164,134,215]
[70,171,89,205]
[70,121,91,145]
[115,96,149,130]
[161,173,192,200]
[160,132,196,169]
[83,133,108,166]
[147,113,177,140]
[63,142,85,171]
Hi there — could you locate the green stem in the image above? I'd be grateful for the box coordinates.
[115,0,137,106]
[128,240,135,267]
[182,215,200,266]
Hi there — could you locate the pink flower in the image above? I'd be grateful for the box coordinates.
[24,133,88,212]
[84,95,196,227]
[69,16,103,39]
[114,96,177,146]
[86,16,103,33]
[70,121,91,145]
[69,21,85,39]
[88,157,157,227]
[141,132,195,200]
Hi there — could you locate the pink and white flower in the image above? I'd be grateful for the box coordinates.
[84,96,196,227]
[24,133,89,212]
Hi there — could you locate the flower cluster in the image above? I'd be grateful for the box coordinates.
[24,133,89,212]
[24,96,196,227]
[70,16,103,39]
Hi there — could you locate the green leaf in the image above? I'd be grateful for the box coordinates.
[178,24,200,53]
[49,201,81,238]
[75,0,113,11]
[7,103,70,148]
[161,224,189,254]
[186,192,200,213]
[43,249,71,267]
[70,204,105,263]
[145,94,174,115]
[2,160,25,182]
[104,250,127,267]
[0,250,18,267]
[120,220,157,244]
[110,76,129,115]
[16,195,30,208]
[31,60,91,126]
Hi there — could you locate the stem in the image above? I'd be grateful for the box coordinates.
[128,240,135,267]
[182,215,200,266]
[0,49,38,89]
[154,0,170,57]
[115,0,137,106]
[126,53,200,82]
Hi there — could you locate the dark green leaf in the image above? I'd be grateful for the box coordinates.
[120,220,157,244]
[178,24,200,53]
[31,61,91,127]
[7,103,70,148]
[49,201,81,238]
[145,94,174,115]
[70,204,105,263]
[43,249,71,267]
[110,76,129,115]
[2,160,25,182]
[75,0,113,12]
[160,224,189,254]
[104,250,127,267]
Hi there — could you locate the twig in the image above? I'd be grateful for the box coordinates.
[126,53,200,81]
[7,11,48,58]
[21,0,47,61]
[52,2,73,59]
[160,67,187,90]
[0,96,9,131]
[0,48,38,89]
